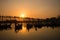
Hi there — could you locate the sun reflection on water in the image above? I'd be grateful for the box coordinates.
[18,23,28,35]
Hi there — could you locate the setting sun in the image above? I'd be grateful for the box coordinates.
[20,14,25,18]
[20,12,26,18]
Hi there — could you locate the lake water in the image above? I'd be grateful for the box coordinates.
[0,23,60,40]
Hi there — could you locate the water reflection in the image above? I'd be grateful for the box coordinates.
[0,23,60,33]
[0,23,60,40]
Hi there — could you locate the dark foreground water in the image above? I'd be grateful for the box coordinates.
[0,23,60,40]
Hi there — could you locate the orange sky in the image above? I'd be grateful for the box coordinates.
[0,0,60,18]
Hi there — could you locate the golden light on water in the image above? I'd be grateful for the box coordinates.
[19,26,27,34]
[19,23,27,34]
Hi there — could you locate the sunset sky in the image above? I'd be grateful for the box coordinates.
[0,0,60,18]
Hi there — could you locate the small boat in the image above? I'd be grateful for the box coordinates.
[27,23,33,28]
[34,23,42,27]
[26,23,33,32]
[15,23,22,30]
[0,23,11,30]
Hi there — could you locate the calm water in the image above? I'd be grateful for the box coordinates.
[0,23,60,40]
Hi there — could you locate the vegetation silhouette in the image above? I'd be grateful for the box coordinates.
[0,15,60,32]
